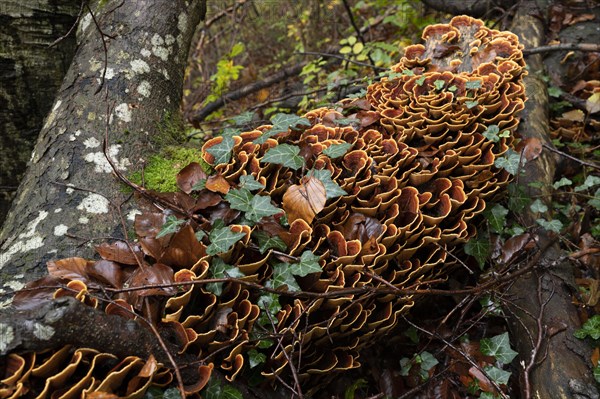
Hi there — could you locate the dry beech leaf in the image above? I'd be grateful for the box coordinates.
[562,109,585,122]
[88,260,124,288]
[138,354,158,378]
[47,257,92,283]
[134,213,166,238]
[497,233,533,265]
[205,174,231,194]
[12,276,59,310]
[592,347,600,367]
[160,224,206,268]
[126,263,176,298]
[283,176,326,224]
[519,137,543,161]
[95,241,142,265]
[586,92,600,114]
[177,162,207,194]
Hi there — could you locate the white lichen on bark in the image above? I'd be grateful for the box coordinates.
[0,324,14,352]
[76,194,110,214]
[33,323,55,340]
[0,211,48,270]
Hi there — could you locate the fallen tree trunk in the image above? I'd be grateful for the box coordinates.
[505,4,598,398]
[0,0,206,300]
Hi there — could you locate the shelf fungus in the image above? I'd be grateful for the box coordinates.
[1,16,526,398]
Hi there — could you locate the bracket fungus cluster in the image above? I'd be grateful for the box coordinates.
[1,16,526,398]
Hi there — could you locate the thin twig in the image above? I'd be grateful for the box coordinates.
[523,43,600,55]
[49,0,87,47]
[542,143,600,171]
[298,51,386,71]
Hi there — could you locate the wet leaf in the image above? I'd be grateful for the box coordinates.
[498,233,533,265]
[47,257,91,283]
[177,162,207,194]
[135,213,166,238]
[96,241,142,265]
[261,144,305,170]
[480,332,518,364]
[323,143,352,159]
[283,176,327,224]
[127,263,176,297]
[88,260,124,288]
[206,226,246,255]
[161,224,206,268]
[206,136,234,165]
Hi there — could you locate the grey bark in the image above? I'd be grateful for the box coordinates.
[0,0,79,225]
[0,0,206,304]
[507,2,598,398]
[420,0,519,18]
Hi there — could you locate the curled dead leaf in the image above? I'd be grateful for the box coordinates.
[205,174,231,194]
[177,162,207,194]
[282,176,326,224]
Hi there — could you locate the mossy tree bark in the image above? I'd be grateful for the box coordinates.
[0,0,79,225]
[0,0,206,303]
[505,4,598,397]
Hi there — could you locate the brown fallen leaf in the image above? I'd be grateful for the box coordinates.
[205,174,231,194]
[282,176,326,224]
[586,92,600,114]
[176,162,207,194]
[519,137,543,161]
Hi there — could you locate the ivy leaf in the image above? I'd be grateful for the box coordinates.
[323,143,352,159]
[536,218,563,234]
[575,175,600,192]
[246,195,281,224]
[574,315,600,340]
[484,204,508,234]
[206,136,234,165]
[257,293,281,326]
[494,150,522,175]
[192,179,207,191]
[588,188,600,210]
[231,111,254,125]
[508,183,531,212]
[483,365,511,385]
[433,80,445,90]
[195,230,206,241]
[529,199,548,214]
[203,379,243,399]
[163,387,182,399]
[255,113,311,144]
[415,76,426,86]
[224,188,253,212]
[311,168,346,199]
[294,251,322,277]
[483,125,500,142]
[253,231,287,253]
[239,175,265,191]
[548,86,562,98]
[465,235,491,269]
[268,262,301,292]
[417,351,439,380]
[156,215,184,238]
[553,177,573,189]
[248,349,266,368]
[448,85,457,92]
[594,366,600,384]
[206,258,244,296]
[465,100,479,109]
[261,144,305,170]
[480,332,518,364]
[466,80,482,89]
[220,127,241,138]
[402,69,415,76]
[206,226,246,255]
